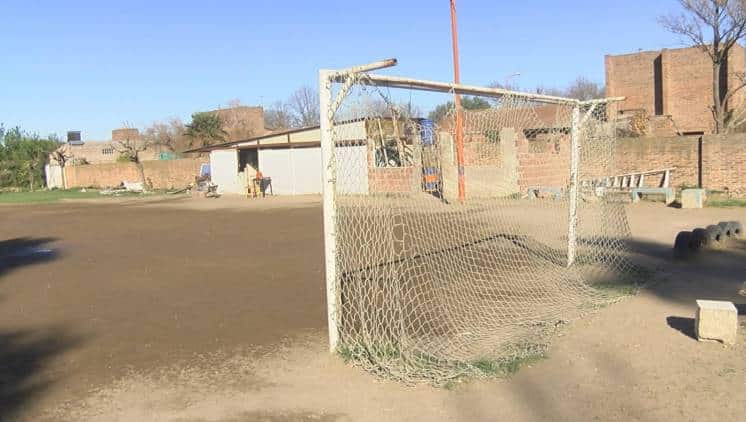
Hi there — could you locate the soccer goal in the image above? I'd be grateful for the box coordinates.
[319,59,636,384]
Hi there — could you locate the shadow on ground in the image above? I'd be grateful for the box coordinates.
[666,316,696,340]
[0,237,59,277]
[626,237,746,305]
[451,234,746,421]
[0,237,81,421]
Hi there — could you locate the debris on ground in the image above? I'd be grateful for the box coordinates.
[100,181,146,196]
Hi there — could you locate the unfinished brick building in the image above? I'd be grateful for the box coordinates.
[605,45,746,136]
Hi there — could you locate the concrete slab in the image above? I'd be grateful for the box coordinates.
[695,300,738,345]
[682,188,706,209]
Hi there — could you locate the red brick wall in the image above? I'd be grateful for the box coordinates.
[614,136,699,188]
[368,167,417,193]
[111,128,140,142]
[606,45,746,135]
[702,134,746,194]
[64,158,207,189]
[662,48,714,133]
[517,136,571,191]
[363,134,746,197]
[606,50,659,114]
[614,135,746,195]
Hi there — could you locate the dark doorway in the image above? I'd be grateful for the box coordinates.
[654,54,664,116]
[238,149,258,172]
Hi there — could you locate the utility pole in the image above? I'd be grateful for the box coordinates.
[450,0,466,202]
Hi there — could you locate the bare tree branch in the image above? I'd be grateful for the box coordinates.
[660,0,746,133]
[288,86,320,127]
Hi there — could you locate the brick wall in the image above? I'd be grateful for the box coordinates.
[517,135,571,191]
[64,158,207,189]
[614,135,746,195]
[614,136,699,187]
[701,134,746,194]
[606,50,659,115]
[662,47,714,133]
[54,141,163,165]
[210,106,270,141]
[606,45,746,135]
[368,167,418,193]
[111,128,140,142]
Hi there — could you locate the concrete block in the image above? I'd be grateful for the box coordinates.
[695,300,738,345]
[681,188,706,209]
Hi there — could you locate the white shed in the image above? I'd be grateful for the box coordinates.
[194,122,369,195]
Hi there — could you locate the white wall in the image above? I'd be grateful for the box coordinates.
[290,147,323,194]
[259,147,322,195]
[45,164,64,189]
[210,149,242,194]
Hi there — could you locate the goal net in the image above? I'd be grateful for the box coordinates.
[320,63,636,384]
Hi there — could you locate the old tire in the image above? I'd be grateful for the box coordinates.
[718,221,734,237]
[728,221,743,238]
[706,224,726,249]
[691,228,709,251]
[674,231,693,259]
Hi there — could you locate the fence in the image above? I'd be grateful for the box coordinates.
[52,158,207,190]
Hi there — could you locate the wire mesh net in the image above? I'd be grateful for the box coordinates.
[325,73,636,384]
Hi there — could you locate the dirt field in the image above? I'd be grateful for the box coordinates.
[1,195,745,421]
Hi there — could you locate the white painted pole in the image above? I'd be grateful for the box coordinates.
[319,69,339,352]
[328,58,398,79]
[567,105,581,267]
[342,73,590,105]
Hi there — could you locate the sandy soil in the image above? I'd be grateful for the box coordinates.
[1,196,745,421]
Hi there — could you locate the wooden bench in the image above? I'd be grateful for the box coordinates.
[582,168,675,190]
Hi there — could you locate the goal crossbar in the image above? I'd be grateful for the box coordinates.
[326,58,625,106]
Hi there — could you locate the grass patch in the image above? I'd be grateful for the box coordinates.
[465,344,548,379]
[592,281,640,296]
[338,341,548,387]
[0,188,173,204]
[591,266,654,297]
[0,189,102,204]
[337,343,401,364]
[706,198,746,208]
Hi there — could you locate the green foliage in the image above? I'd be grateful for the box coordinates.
[0,124,61,190]
[0,189,101,204]
[427,96,492,123]
[185,112,227,148]
[706,198,746,207]
[117,153,134,163]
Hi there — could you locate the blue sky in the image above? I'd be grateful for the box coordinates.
[1,0,687,140]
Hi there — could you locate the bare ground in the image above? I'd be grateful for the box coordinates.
[1,196,745,421]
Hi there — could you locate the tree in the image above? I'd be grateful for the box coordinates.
[0,126,60,190]
[184,112,227,148]
[264,101,296,131]
[427,96,491,123]
[288,86,320,127]
[112,127,152,191]
[564,77,605,101]
[142,118,188,152]
[660,0,746,133]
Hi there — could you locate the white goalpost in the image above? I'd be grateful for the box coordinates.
[319,59,632,383]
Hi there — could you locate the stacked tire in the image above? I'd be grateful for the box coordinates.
[674,220,742,259]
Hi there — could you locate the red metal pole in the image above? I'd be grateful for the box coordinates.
[450,0,466,202]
